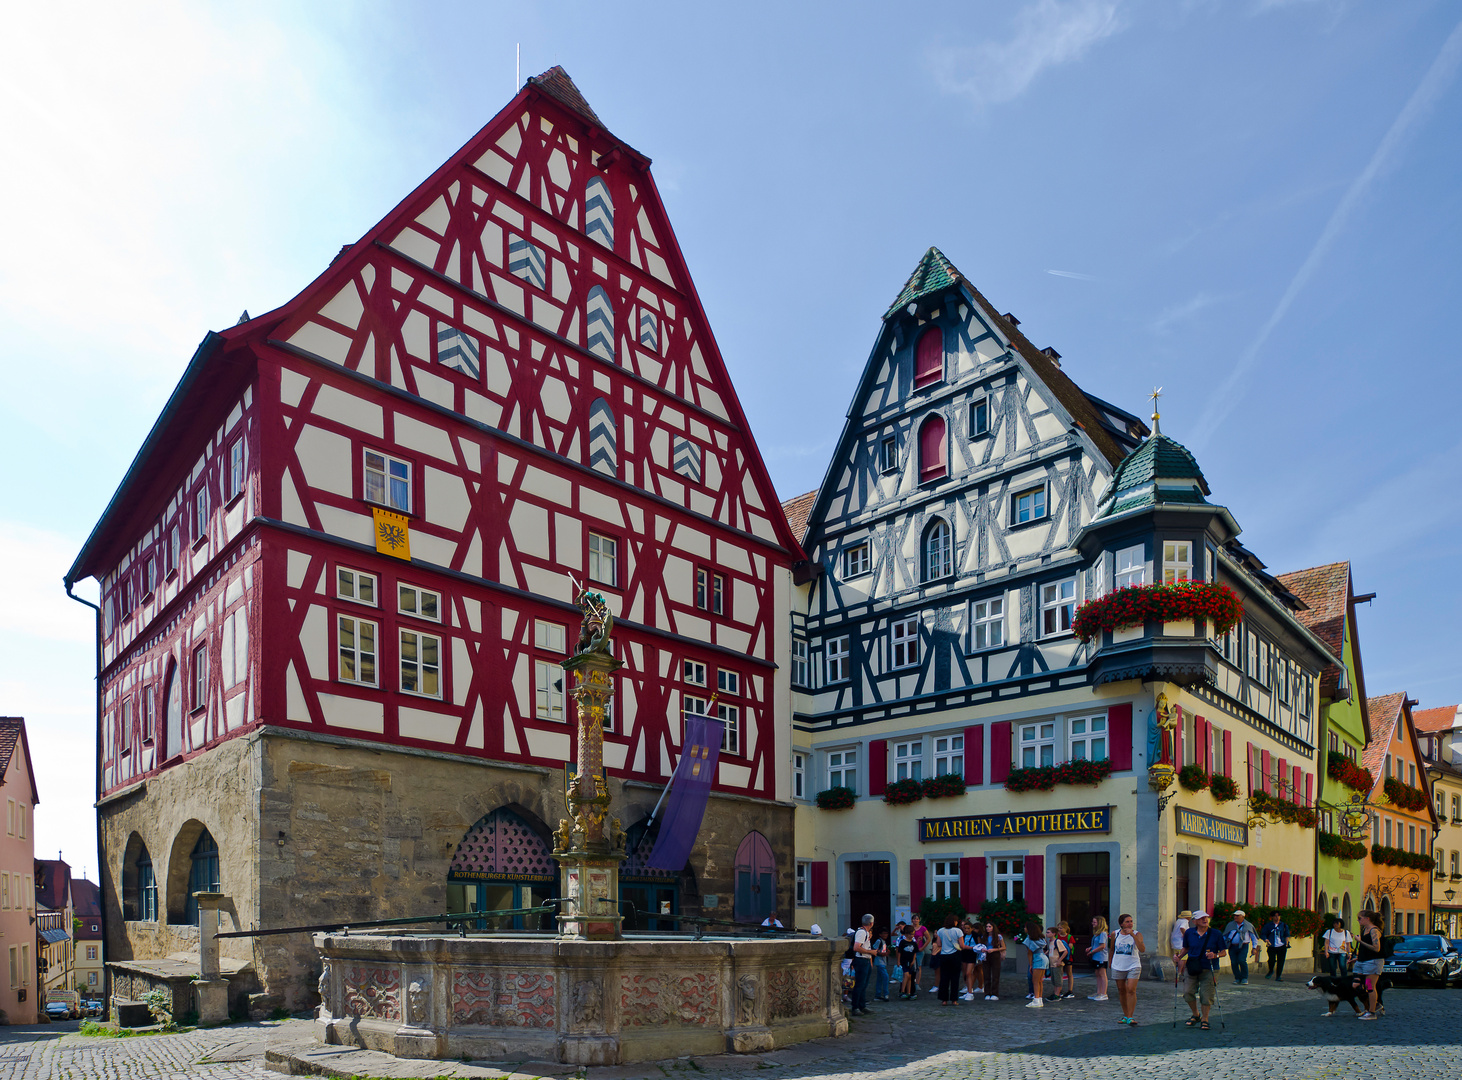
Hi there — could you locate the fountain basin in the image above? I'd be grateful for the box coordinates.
[314,933,847,1065]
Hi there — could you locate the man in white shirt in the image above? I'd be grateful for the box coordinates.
[850,913,875,1016]
[761,911,785,929]
[1222,909,1259,985]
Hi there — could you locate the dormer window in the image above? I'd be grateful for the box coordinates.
[918,415,947,483]
[1163,542,1192,583]
[914,327,944,388]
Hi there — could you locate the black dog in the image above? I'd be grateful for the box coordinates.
[1306,973,1388,1016]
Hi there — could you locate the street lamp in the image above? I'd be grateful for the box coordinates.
[1409,883,1420,900]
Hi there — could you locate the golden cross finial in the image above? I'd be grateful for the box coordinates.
[1149,386,1162,435]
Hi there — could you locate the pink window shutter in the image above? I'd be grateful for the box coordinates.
[918,415,947,482]
[1222,729,1231,778]
[1024,855,1044,916]
[991,721,1013,784]
[1224,862,1238,903]
[1261,749,1272,795]
[1278,871,1291,908]
[1304,772,1313,807]
[869,739,888,797]
[1206,860,1217,912]
[964,725,984,786]
[914,327,943,387]
[968,856,988,910]
[1108,703,1133,770]
[910,858,926,909]
[1246,865,1258,902]
[811,862,829,907]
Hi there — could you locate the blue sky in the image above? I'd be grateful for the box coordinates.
[3,0,1460,863]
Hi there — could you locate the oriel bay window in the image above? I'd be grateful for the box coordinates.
[400,629,441,698]
[1114,544,1145,589]
[338,615,378,686]
[1162,541,1192,583]
[1041,578,1076,636]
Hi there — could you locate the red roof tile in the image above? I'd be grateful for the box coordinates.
[1414,706,1459,734]
[1362,693,1406,785]
[780,490,817,545]
[527,66,605,130]
[0,718,38,805]
[1275,562,1350,660]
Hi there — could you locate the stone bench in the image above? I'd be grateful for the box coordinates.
[111,999,152,1027]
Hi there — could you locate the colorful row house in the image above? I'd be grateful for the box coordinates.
[1417,705,1462,935]
[1362,695,1442,935]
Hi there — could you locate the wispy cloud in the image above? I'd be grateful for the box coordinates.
[1148,291,1231,334]
[930,0,1123,110]
[1307,441,1462,563]
[1192,16,1462,449]
[1046,269,1097,280]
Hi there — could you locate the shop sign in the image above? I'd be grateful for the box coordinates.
[1175,808,1248,846]
[919,806,1111,843]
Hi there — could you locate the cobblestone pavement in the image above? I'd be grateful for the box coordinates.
[0,976,1456,1080]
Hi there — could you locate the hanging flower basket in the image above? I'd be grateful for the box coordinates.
[1318,831,1367,861]
[1383,776,1429,812]
[1370,844,1434,872]
[921,773,967,799]
[1209,774,1240,802]
[883,778,925,806]
[815,786,856,810]
[1072,581,1243,643]
[1327,752,1374,794]
[1248,790,1317,829]
[1178,764,1210,792]
[1005,758,1112,793]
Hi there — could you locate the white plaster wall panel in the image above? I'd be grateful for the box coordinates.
[677,612,711,642]
[672,526,711,561]
[320,281,366,330]
[424,467,471,532]
[225,693,247,732]
[399,309,431,364]
[401,704,459,744]
[407,531,456,568]
[463,389,503,428]
[716,625,751,653]
[319,692,385,734]
[604,742,628,770]
[719,762,751,788]
[555,513,582,570]
[578,488,624,527]
[295,425,355,497]
[519,463,571,503]
[540,375,572,424]
[740,473,764,511]
[413,368,455,411]
[460,531,483,578]
[300,604,329,681]
[313,506,372,547]
[226,401,244,432]
[312,384,385,438]
[281,369,310,408]
[390,228,441,268]
[288,322,353,366]
[417,195,450,236]
[394,413,456,462]
[509,500,550,555]
[525,727,570,762]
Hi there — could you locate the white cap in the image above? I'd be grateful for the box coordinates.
[1192,910,1210,920]
[809,923,822,936]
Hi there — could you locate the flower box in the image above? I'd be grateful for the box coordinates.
[1317,831,1367,862]
[883,778,925,806]
[1005,757,1112,793]
[1383,776,1429,813]
[921,773,967,799]
[1326,752,1374,794]
[1073,581,1242,643]
[815,786,856,810]
[1208,774,1240,802]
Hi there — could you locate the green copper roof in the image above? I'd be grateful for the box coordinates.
[1095,433,1212,519]
[885,247,964,318]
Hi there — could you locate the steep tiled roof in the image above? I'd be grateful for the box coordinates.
[527,66,605,129]
[781,490,817,545]
[1106,434,1209,495]
[1362,693,1406,784]
[1276,562,1349,660]
[0,718,37,805]
[886,248,962,317]
[35,858,70,912]
[1415,705,1460,733]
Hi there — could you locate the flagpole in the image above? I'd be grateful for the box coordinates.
[637,694,718,848]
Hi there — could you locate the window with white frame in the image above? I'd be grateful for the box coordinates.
[364,450,412,512]
[227,438,245,501]
[1041,578,1076,637]
[337,568,377,605]
[993,857,1024,902]
[879,435,898,474]
[794,752,806,799]
[891,616,919,668]
[167,525,180,576]
[141,556,156,597]
[718,669,740,695]
[534,620,566,653]
[683,660,707,686]
[717,701,741,755]
[1114,544,1145,589]
[194,487,209,540]
[118,699,131,754]
[826,636,850,683]
[828,749,857,793]
[894,740,923,781]
[589,533,618,587]
[923,519,952,581]
[1163,541,1192,583]
[934,734,963,776]
[191,642,208,711]
[398,583,441,621]
[796,860,812,905]
[535,659,564,721]
[141,687,154,743]
[1069,715,1108,761]
[399,628,441,698]
[695,567,725,613]
[1012,485,1046,524]
[932,859,960,902]
[971,596,1004,650]
[1019,721,1056,768]
[337,614,378,685]
[843,542,871,578]
[792,640,809,687]
[969,396,989,437]
[684,694,709,719]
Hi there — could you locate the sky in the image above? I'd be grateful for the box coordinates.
[2,0,1460,870]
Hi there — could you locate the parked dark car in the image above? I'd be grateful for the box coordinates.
[1382,934,1462,986]
[43,1001,73,1021]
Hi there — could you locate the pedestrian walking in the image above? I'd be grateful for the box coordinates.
[1353,910,1384,1020]
[1262,910,1291,981]
[935,914,964,1005]
[1110,913,1145,1025]
[897,923,918,999]
[872,926,891,1001]
[981,921,1005,1001]
[1175,910,1225,1031]
[1019,921,1049,1009]
[910,914,930,993]
[1322,916,1351,979]
[850,914,875,1016]
[1222,909,1259,984]
[1086,915,1110,1001]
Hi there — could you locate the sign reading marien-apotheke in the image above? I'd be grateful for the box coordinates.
[919,806,1111,843]
[1175,808,1248,846]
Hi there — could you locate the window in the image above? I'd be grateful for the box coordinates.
[918,415,947,482]
[119,699,131,754]
[184,831,220,925]
[337,615,378,686]
[586,285,614,360]
[226,438,245,501]
[1041,578,1076,636]
[879,435,898,475]
[969,396,989,437]
[138,852,157,921]
[398,583,441,622]
[88,971,98,986]
[167,525,180,577]
[1012,485,1047,524]
[981,857,1022,904]
[7,948,14,990]
[1409,824,1417,853]
[399,629,442,698]
[1163,541,1192,583]
[194,486,209,540]
[364,450,412,512]
[684,694,709,719]
[15,806,23,841]
[336,568,377,605]
[141,556,156,597]
[436,325,481,378]
[1020,721,1057,768]
[792,640,809,687]
[86,946,97,961]
[843,542,871,578]
[588,533,618,587]
[971,596,1004,650]
[535,660,564,721]
[794,753,806,799]
[2,873,9,910]
[1114,544,1145,589]
[717,669,740,695]
[141,687,155,743]
[914,327,944,388]
[828,749,857,793]
[717,701,741,755]
[934,734,964,777]
[894,740,923,781]
[534,620,566,653]
[826,636,850,683]
[1069,715,1108,761]
[891,616,919,669]
[695,567,725,613]
[796,861,812,905]
[923,519,952,581]
[682,660,707,686]
[191,642,208,711]
[932,859,960,901]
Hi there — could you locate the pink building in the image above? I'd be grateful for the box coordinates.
[0,719,39,1023]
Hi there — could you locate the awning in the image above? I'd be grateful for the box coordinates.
[39,929,70,945]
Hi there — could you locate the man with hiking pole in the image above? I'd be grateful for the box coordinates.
[1174,910,1226,1031]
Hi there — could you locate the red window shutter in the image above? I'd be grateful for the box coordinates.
[811,862,829,907]
[1196,718,1207,771]
[1278,758,1288,798]
[1304,876,1313,909]
[918,415,947,482]
[1222,729,1232,778]
[1247,743,1256,791]
[964,725,984,786]
[1108,703,1133,771]
[990,721,1013,784]
[869,739,888,797]
[914,327,943,387]
[958,857,973,908]
[1261,749,1272,794]
[1304,771,1313,806]
[1291,765,1302,804]
[910,858,926,909]
[1245,865,1258,903]
[967,856,987,911]
[1278,871,1291,908]
[1224,862,1238,903]
[1206,860,1218,912]
[1174,714,1184,767]
[1024,855,1044,916]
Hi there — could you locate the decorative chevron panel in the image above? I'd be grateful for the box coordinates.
[588,397,618,476]
[508,234,546,289]
[586,286,614,361]
[672,437,702,484]
[585,176,613,248]
[639,308,658,350]
[436,326,480,379]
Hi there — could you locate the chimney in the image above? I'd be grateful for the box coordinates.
[1041,346,1061,369]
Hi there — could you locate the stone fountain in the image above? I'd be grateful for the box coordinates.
[313,591,845,1065]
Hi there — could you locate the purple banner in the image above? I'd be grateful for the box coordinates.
[645,712,725,871]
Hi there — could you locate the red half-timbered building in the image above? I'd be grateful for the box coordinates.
[67,69,803,1012]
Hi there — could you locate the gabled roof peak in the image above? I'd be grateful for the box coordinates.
[526,66,605,130]
[885,247,965,318]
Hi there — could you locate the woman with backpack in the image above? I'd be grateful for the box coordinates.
[960,918,984,1001]
[1055,921,1076,999]
[910,914,930,993]
[1045,926,1071,1000]
[1017,921,1050,1008]
[1353,910,1383,1020]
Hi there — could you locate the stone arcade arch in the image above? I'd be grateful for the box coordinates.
[618,818,699,931]
[121,832,159,922]
[447,806,558,930]
[166,819,219,925]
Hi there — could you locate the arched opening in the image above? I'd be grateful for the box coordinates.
[619,818,688,931]
[163,658,183,761]
[121,833,159,922]
[733,831,776,924]
[914,327,944,388]
[185,830,220,925]
[1379,894,1392,936]
[918,415,947,483]
[165,819,216,925]
[923,518,952,582]
[447,807,558,931]
[1342,892,1352,927]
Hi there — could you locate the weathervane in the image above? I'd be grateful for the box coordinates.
[1149,386,1162,435]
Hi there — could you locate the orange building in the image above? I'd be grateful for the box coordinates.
[0,719,39,1024]
[1363,694,1439,934]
